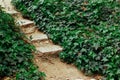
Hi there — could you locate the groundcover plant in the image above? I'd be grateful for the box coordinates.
[12,0,120,79]
[0,6,45,80]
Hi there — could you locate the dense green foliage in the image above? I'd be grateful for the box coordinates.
[12,0,120,79]
[0,6,45,79]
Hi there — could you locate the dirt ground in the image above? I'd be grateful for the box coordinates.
[34,54,94,80]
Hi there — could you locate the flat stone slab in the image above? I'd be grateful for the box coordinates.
[6,10,22,19]
[5,10,19,15]
[21,26,36,34]
[26,30,48,41]
[32,40,53,47]
[36,43,63,54]
[16,19,34,27]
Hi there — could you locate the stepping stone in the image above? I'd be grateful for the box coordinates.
[21,25,36,34]
[6,10,19,15]
[16,19,34,27]
[0,2,6,8]
[26,30,48,41]
[32,40,53,47]
[6,10,22,18]
[36,43,63,55]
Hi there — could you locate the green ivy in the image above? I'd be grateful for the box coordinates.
[12,0,120,79]
[0,6,45,79]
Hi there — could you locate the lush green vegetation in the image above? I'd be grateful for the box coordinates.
[0,6,45,80]
[12,0,120,79]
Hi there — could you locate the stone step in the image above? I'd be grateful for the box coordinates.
[32,40,53,47]
[20,25,36,34]
[6,10,22,19]
[6,10,19,15]
[36,43,63,55]
[5,10,20,16]
[26,30,48,42]
[0,2,5,8]
[16,19,34,27]
[5,10,22,19]
[0,0,14,11]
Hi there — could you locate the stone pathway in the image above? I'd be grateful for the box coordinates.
[0,0,63,56]
[0,0,98,80]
